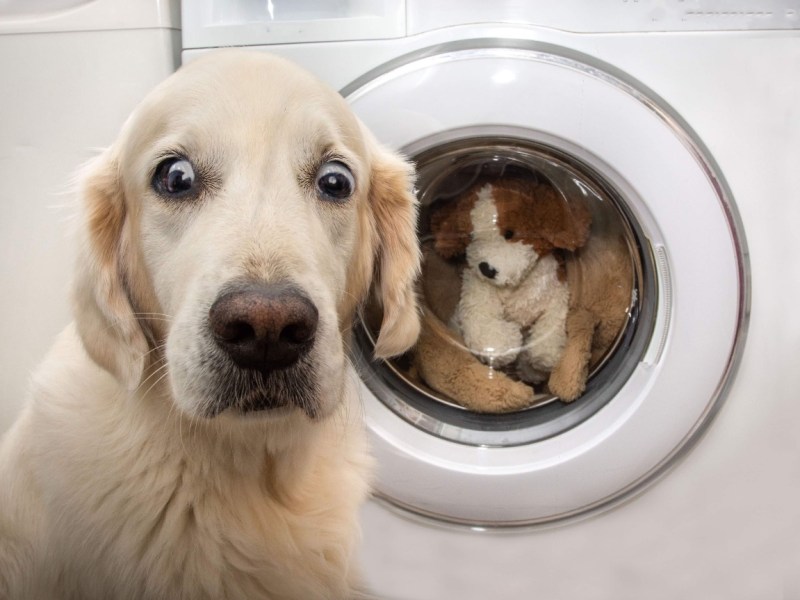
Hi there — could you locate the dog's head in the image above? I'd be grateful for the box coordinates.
[431,179,591,287]
[72,51,420,420]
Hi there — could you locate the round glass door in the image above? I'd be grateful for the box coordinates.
[356,134,655,446]
[346,43,747,525]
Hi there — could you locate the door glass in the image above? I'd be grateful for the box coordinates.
[356,136,655,445]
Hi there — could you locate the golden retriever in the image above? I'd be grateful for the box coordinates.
[0,50,420,599]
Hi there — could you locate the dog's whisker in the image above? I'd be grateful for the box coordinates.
[136,341,168,363]
[139,371,170,404]
[166,396,193,464]
[137,362,171,398]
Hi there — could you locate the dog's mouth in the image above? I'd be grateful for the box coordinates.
[203,355,321,419]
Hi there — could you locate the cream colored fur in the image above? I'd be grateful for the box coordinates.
[0,50,420,599]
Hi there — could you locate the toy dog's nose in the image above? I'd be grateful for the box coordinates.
[479,262,498,279]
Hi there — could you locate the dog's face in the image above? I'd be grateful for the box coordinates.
[466,184,541,288]
[431,180,591,287]
[72,51,420,420]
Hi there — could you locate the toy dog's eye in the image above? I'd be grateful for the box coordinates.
[504,229,515,240]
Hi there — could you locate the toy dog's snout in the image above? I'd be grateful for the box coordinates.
[478,262,498,279]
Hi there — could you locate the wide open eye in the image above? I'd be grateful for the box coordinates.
[315,161,355,202]
[153,156,197,199]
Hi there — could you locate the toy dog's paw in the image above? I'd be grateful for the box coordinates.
[459,372,536,413]
[547,367,586,402]
[546,329,592,402]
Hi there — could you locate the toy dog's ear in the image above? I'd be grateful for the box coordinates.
[534,183,592,251]
[429,193,475,259]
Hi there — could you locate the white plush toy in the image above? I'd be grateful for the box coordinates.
[430,178,591,387]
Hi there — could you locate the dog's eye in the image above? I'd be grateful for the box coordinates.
[504,229,515,240]
[153,157,197,198]
[316,161,354,202]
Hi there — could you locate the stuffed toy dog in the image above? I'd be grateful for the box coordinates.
[413,176,633,410]
[413,248,537,413]
[433,177,591,384]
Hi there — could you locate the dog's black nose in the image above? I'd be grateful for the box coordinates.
[209,282,318,372]
[478,262,498,279]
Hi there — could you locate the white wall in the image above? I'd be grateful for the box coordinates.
[0,27,179,432]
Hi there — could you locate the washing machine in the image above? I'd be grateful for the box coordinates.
[199,1,795,598]
[0,0,181,432]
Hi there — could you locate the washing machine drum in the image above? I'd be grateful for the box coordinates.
[346,44,747,526]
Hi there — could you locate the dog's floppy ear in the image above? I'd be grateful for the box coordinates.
[365,144,422,359]
[429,191,475,259]
[532,183,592,251]
[72,147,149,390]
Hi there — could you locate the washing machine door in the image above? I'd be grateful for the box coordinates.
[345,43,747,526]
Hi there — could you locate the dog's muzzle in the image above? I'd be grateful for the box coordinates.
[209,282,318,373]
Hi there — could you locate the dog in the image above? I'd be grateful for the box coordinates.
[430,177,590,386]
[0,50,421,599]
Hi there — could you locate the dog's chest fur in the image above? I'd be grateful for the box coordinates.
[13,333,369,600]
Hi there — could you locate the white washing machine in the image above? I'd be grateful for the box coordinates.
[0,0,180,432]
[188,1,796,598]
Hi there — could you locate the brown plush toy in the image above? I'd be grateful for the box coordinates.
[548,226,633,401]
[414,249,537,413]
[412,177,633,412]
